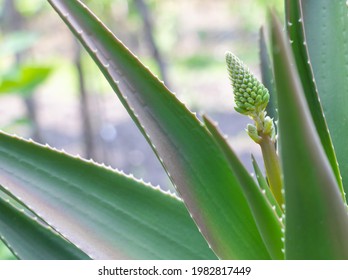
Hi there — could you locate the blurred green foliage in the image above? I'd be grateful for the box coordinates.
[0,65,52,96]
[14,0,46,16]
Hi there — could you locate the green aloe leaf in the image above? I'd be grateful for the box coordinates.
[0,240,15,260]
[47,0,270,259]
[0,132,216,260]
[284,0,344,199]
[271,13,348,259]
[203,116,283,260]
[300,0,348,194]
[0,191,90,260]
[259,27,277,121]
[0,186,50,226]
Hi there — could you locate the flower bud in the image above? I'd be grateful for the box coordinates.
[247,124,262,143]
[263,116,274,134]
[226,52,270,116]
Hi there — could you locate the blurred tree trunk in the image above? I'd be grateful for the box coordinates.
[134,0,170,87]
[2,0,42,142]
[2,0,22,30]
[74,42,96,159]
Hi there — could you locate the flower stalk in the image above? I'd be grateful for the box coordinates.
[225,52,284,207]
[259,133,283,206]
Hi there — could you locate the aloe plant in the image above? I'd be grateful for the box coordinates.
[0,0,347,260]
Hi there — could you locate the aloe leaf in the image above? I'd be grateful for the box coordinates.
[284,0,344,199]
[203,116,283,260]
[0,186,49,226]
[0,132,216,260]
[271,13,348,259]
[251,155,282,218]
[0,240,15,260]
[0,191,90,260]
[47,0,270,259]
[259,27,277,121]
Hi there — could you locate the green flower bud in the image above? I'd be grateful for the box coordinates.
[235,106,248,115]
[255,95,262,105]
[246,124,262,143]
[225,51,270,115]
[263,116,275,135]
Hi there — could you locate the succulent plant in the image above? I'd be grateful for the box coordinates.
[0,0,348,260]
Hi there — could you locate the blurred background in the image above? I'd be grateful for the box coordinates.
[0,0,282,258]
